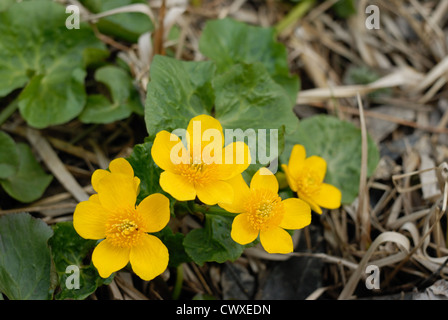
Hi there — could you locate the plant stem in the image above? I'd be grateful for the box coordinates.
[172,264,184,300]
[275,0,316,34]
[0,99,19,126]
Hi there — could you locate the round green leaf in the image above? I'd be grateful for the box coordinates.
[145,56,216,137]
[199,18,299,105]
[213,63,297,134]
[79,66,142,124]
[0,143,53,203]
[0,0,105,128]
[0,213,54,300]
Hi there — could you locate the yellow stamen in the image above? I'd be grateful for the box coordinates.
[105,210,145,248]
[244,189,284,231]
[296,169,321,198]
[175,158,218,187]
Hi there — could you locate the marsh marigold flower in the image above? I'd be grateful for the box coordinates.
[151,114,251,205]
[73,158,170,281]
[282,144,341,214]
[219,168,311,254]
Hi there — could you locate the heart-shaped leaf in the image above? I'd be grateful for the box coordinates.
[0,0,105,128]
[0,143,53,203]
[79,65,143,124]
[0,213,54,300]
[145,56,216,138]
[199,18,299,105]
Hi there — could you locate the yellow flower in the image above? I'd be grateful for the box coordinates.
[282,144,341,214]
[151,114,251,205]
[219,168,311,254]
[73,158,170,281]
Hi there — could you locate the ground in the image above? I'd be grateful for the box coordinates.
[1,0,448,300]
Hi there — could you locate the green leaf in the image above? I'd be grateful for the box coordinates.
[0,0,15,11]
[49,222,112,300]
[213,63,297,134]
[0,213,54,300]
[82,47,111,69]
[199,18,299,105]
[0,143,53,203]
[145,56,216,138]
[80,0,154,42]
[213,63,292,175]
[0,131,19,179]
[126,140,164,203]
[0,0,105,128]
[79,65,143,124]
[183,214,245,266]
[281,115,379,204]
[332,0,356,18]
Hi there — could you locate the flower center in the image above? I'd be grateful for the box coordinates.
[176,158,218,187]
[105,210,145,248]
[296,169,321,197]
[244,189,284,231]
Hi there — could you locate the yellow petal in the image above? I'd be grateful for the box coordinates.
[73,194,110,240]
[218,174,250,213]
[133,176,141,195]
[314,183,342,210]
[109,158,134,176]
[96,173,138,212]
[159,171,196,201]
[231,213,259,245]
[91,169,110,192]
[187,115,224,155]
[152,130,189,172]
[281,164,298,192]
[130,234,169,281]
[250,167,278,193]
[92,239,130,278]
[259,227,293,254]
[136,193,170,233]
[303,155,327,183]
[279,198,311,230]
[217,141,251,180]
[196,180,234,205]
[297,191,323,214]
[288,144,306,180]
